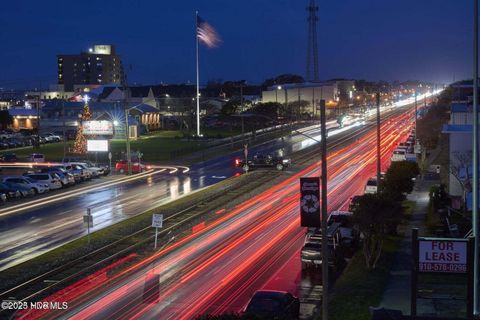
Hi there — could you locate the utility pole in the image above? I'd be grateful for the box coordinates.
[298,87,301,121]
[320,99,328,320]
[306,0,319,82]
[312,87,316,122]
[36,95,40,149]
[239,81,245,143]
[473,0,479,315]
[376,93,381,185]
[62,99,66,160]
[414,90,418,137]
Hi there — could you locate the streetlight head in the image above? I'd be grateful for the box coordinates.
[277,86,282,90]
[82,95,90,104]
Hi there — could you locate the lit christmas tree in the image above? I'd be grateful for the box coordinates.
[72,95,92,154]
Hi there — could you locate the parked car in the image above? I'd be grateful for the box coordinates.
[23,173,62,190]
[30,135,47,145]
[69,161,104,177]
[0,132,13,140]
[42,133,62,143]
[243,290,300,319]
[2,176,49,194]
[0,153,17,162]
[64,164,86,181]
[83,160,110,176]
[4,138,25,148]
[391,149,407,162]
[364,177,378,194]
[40,167,75,186]
[65,164,91,181]
[0,181,35,198]
[69,162,98,178]
[0,192,7,204]
[27,153,45,163]
[328,211,359,248]
[0,183,22,200]
[115,160,145,174]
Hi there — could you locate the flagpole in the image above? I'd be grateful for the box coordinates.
[195,10,201,137]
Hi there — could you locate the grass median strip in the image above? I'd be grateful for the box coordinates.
[324,200,415,320]
[0,173,254,294]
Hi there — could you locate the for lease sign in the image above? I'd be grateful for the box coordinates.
[419,240,467,273]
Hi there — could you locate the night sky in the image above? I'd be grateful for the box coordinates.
[0,0,474,89]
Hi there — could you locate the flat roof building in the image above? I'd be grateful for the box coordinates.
[57,45,124,91]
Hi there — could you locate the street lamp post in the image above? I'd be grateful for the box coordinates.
[36,96,40,149]
[414,90,418,137]
[125,107,132,175]
[376,93,381,185]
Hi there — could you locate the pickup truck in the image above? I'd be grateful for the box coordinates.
[235,154,290,171]
[301,223,343,270]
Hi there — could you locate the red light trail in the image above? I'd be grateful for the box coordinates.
[18,109,415,320]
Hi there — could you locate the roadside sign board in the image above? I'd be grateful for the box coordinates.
[418,239,467,273]
[300,177,321,228]
[83,214,93,227]
[411,231,473,318]
[83,120,114,135]
[152,214,163,228]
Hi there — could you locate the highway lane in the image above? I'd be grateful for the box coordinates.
[0,120,370,271]
[0,90,430,271]
[20,107,415,319]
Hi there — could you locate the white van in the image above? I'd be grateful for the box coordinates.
[391,149,406,162]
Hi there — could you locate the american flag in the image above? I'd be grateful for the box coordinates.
[197,15,221,48]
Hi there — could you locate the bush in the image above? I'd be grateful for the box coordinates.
[382,161,419,201]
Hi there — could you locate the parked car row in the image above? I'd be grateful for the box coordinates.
[391,129,417,163]
[0,130,66,150]
[0,158,110,204]
[301,210,359,271]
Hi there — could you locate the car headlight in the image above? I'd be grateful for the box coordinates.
[282,159,290,163]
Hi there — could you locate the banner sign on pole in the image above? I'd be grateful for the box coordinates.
[300,177,321,227]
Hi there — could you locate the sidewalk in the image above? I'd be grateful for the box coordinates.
[379,178,436,314]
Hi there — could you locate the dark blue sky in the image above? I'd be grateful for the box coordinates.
[0,0,473,88]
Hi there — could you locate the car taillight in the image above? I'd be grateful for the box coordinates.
[235,159,240,166]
